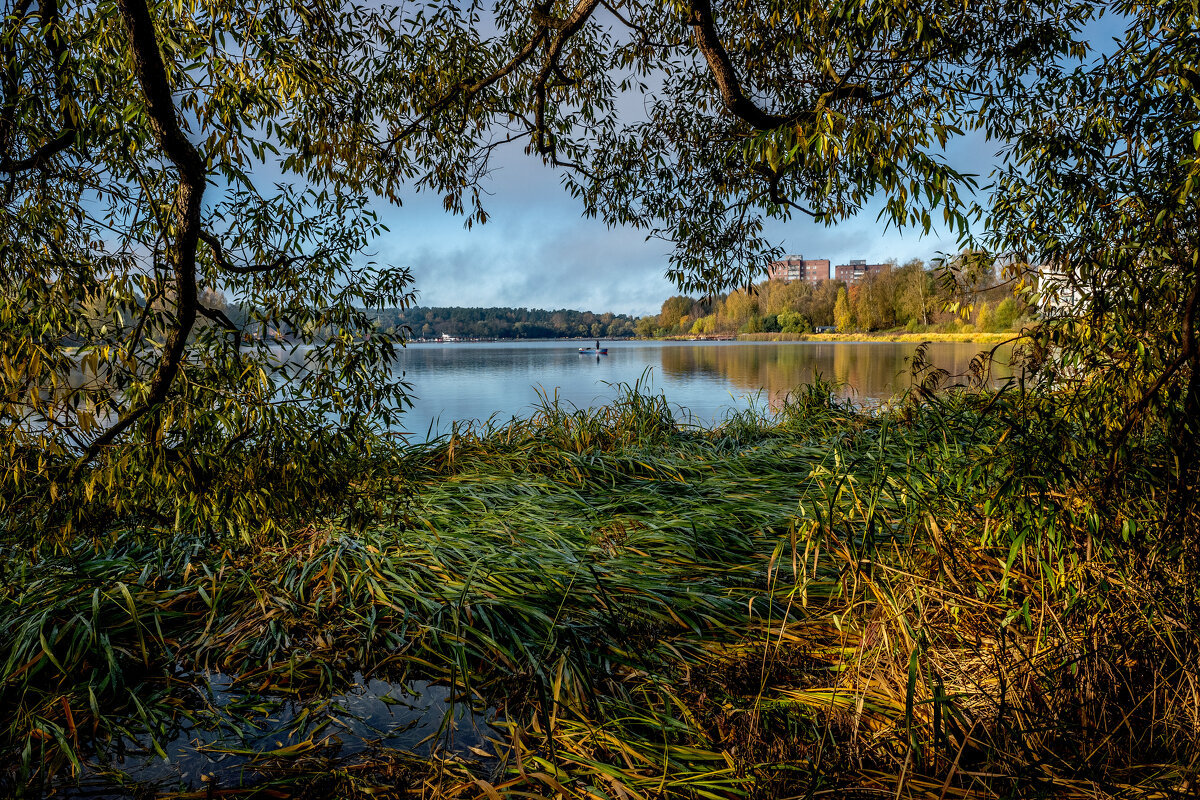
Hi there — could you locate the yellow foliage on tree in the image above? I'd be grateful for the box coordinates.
[834,287,853,333]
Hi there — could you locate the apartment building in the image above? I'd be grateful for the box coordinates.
[767,255,831,284]
[834,259,891,284]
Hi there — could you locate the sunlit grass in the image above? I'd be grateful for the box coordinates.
[1,381,1195,798]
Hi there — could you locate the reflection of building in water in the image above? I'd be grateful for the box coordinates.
[659,343,1017,413]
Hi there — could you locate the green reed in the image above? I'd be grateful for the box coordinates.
[1,380,1195,798]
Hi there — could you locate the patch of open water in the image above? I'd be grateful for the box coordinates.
[55,672,499,798]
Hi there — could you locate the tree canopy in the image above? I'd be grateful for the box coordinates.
[4,0,1196,540]
[379,0,1097,289]
[1,0,416,540]
[984,0,1200,529]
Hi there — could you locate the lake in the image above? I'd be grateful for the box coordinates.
[391,339,1016,440]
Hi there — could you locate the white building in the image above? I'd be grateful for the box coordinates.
[1035,264,1087,313]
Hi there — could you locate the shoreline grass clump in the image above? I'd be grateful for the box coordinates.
[2,380,1197,798]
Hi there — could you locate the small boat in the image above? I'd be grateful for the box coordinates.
[578,347,608,354]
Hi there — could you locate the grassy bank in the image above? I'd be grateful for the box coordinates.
[1,384,1195,798]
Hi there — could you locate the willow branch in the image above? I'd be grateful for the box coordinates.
[71,0,207,475]
[199,230,296,274]
[685,0,790,130]
[0,0,78,177]
[530,0,602,157]
[386,18,552,147]
[752,163,817,217]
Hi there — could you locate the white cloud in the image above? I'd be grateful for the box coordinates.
[373,128,978,312]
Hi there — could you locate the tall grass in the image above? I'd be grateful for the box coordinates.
[1,380,1196,798]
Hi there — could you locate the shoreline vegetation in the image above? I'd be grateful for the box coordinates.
[2,381,1190,798]
[407,331,1014,344]
[377,306,639,341]
[686,331,1015,344]
[636,263,1035,341]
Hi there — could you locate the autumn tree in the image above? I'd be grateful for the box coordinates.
[833,287,853,332]
[804,280,844,328]
[718,288,758,331]
[658,295,695,332]
[376,0,1097,289]
[762,279,812,317]
[777,310,812,334]
[894,259,933,327]
[851,269,896,331]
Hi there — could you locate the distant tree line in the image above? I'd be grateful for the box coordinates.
[118,297,639,343]
[115,260,1030,346]
[377,306,638,340]
[639,259,1036,337]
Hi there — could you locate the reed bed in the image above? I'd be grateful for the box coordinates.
[1,382,1196,798]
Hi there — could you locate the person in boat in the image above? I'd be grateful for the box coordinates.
[595,340,600,351]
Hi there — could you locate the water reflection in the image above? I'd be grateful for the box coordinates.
[658,341,1015,412]
[393,340,1017,438]
[59,672,497,798]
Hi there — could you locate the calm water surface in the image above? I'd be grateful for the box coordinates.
[393,340,1016,440]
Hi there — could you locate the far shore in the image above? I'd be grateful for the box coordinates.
[402,332,1018,345]
[665,331,1017,344]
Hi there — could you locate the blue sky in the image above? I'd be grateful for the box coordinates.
[373,10,1126,318]
[376,143,967,317]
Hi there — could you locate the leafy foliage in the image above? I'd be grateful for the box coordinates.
[1,0,414,542]
[644,265,1030,335]
[834,285,852,332]
[983,0,1200,536]
[369,0,1098,290]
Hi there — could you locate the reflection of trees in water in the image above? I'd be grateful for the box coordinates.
[660,344,1015,411]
